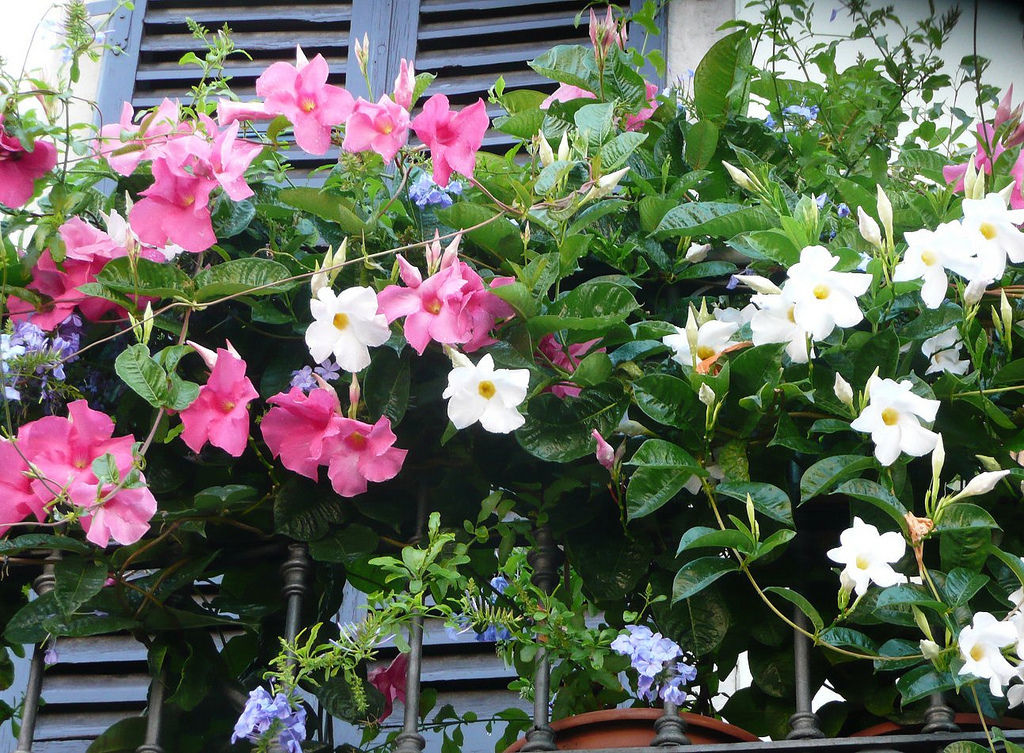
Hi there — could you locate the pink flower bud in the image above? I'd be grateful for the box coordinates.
[592,429,615,471]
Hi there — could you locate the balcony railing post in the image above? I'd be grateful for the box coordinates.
[651,701,690,746]
[786,610,823,739]
[394,492,429,753]
[266,542,311,753]
[14,552,58,753]
[135,669,166,753]
[921,692,959,733]
[522,525,562,752]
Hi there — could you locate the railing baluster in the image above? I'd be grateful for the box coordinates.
[921,692,959,733]
[786,610,823,740]
[135,669,166,753]
[395,493,429,753]
[266,542,311,753]
[522,526,561,752]
[651,700,690,746]
[14,553,58,753]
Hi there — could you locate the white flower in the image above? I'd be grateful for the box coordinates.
[958,611,1018,697]
[749,291,812,363]
[784,245,872,341]
[1007,557,1024,609]
[952,470,1010,500]
[893,223,976,309]
[921,327,969,376]
[663,318,739,367]
[833,373,854,409]
[442,353,530,433]
[714,303,756,326]
[1009,681,1024,709]
[826,517,907,597]
[305,286,391,372]
[850,376,940,466]
[962,194,1024,265]
[685,242,711,262]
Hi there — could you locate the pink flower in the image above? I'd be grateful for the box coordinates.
[411,95,489,187]
[0,439,45,537]
[261,387,344,478]
[163,124,262,201]
[592,429,615,471]
[15,400,156,546]
[537,335,603,399]
[376,250,513,355]
[1011,151,1024,211]
[625,82,660,132]
[180,348,259,457]
[216,99,275,127]
[540,84,596,110]
[342,96,411,163]
[129,155,218,253]
[368,653,408,722]
[322,416,407,497]
[0,116,57,208]
[943,123,1005,191]
[256,53,354,155]
[95,99,189,176]
[393,59,416,110]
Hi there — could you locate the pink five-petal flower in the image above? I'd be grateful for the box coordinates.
[625,82,660,132]
[368,653,408,722]
[95,99,189,176]
[72,482,158,547]
[322,416,407,497]
[411,95,489,187]
[342,96,411,164]
[0,438,45,537]
[180,348,259,457]
[0,116,58,208]
[129,155,218,253]
[538,335,604,399]
[261,387,344,478]
[540,84,596,110]
[256,53,354,155]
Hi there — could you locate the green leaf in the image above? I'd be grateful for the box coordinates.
[494,107,545,140]
[0,534,92,555]
[528,45,600,93]
[818,626,878,655]
[895,664,954,705]
[528,281,638,336]
[6,592,137,643]
[115,343,169,408]
[214,197,256,238]
[193,258,294,301]
[675,261,738,280]
[832,479,909,527]
[600,132,648,171]
[874,638,926,672]
[193,485,258,510]
[308,524,380,564]
[685,119,719,170]
[763,587,824,632]
[574,102,616,149]
[95,257,191,298]
[901,301,964,341]
[626,439,702,520]
[516,384,628,462]
[436,203,522,259]
[53,558,108,617]
[278,187,368,233]
[534,160,576,195]
[941,568,988,608]
[633,373,700,431]
[799,455,876,503]
[873,584,947,615]
[655,584,730,655]
[85,717,148,753]
[934,503,999,532]
[693,31,752,121]
[653,202,775,240]
[672,557,738,601]
[316,674,385,724]
[571,351,612,387]
[677,527,753,554]
[364,347,411,423]
[274,477,348,541]
[716,482,794,525]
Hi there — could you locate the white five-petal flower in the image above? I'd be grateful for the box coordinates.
[305,286,391,372]
[443,353,530,433]
[663,318,739,368]
[784,245,872,341]
[826,517,907,597]
[749,291,812,363]
[893,222,981,309]
[850,376,940,466]
[962,193,1024,265]
[921,327,969,376]
[958,611,1019,697]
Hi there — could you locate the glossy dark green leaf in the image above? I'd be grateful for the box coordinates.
[799,455,876,503]
[934,503,1000,532]
[895,664,954,705]
[516,384,628,462]
[115,343,169,408]
[95,257,191,298]
[528,281,638,336]
[672,556,738,601]
[626,439,702,520]
[364,347,411,423]
[53,558,108,617]
[717,482,794,525]
[193,258,294,301]
[274,477,348,541]
[633,373,699,431]
[316,674,385,724]
[308,525,380,564]
[193,484,258,510]
[693,31,752,121]
[763,587,824,632]
[832,479,908,527]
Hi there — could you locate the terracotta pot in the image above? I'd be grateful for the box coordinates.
[502,708,759,751]
[852,713,1024,737]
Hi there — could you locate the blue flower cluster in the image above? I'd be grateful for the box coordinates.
[447,575,513,643]
[1,316,82,403]
[290,358,342,391]
[408,173,463,209]
[764,103,820,130]
[610,625,697,705]
[231,687,306,753]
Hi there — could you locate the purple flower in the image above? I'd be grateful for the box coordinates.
[829,7,839,22]
[764,114,776,129]
[43,641,58,666]
[409,173,462,208]
[231,687,305,753]
[837,202,851,219]
[611,624,694,704]
[815,193,828,210]
[489,575,510,594]
[289,365,317,392]
[314,358,342,382]
[782,104,819,122]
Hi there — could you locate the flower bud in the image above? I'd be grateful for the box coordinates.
[737,274,782,295]
[445,345,473,369]
[920,639,941,662]
[685,242,710,263]
[951,469,1010,501]
[393,59,415,110]
[931,433,945,494]
[963,278,987,307]
[536,132,554,167]
[354,33,370,76]
[592,429,615,471]
[440,232,461,270]
[557,131,570,161]
[295,44,309,69]
[699,383,716,407]
[833,373,854,409]
[684,308,699,366]
[722,161,754,191]
[857,206,882,249]
[348,374,361,419]
[876,186,893,247]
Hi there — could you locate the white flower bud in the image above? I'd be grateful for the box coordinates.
[964,278,988,307]
[536,132,554,167]
[920,639,941,662]
[445,345,473,369]
[1001,289,1013,336]
[858,206,883,249]
[684,308,700,365]
[736,274,782,295]
[722,161,754,191]
[931,433,945,490]
[557,131,570,161]
[876,185,893,246]
[685,242,711,263]
[295,44,309,69]
[833,373,854,408]
[964,156,985,200]
[699,382,716,407]
[951,470,1010,501]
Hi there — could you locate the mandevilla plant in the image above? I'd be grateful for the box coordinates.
[5,0,1024,750]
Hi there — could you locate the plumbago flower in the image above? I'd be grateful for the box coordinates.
[826,517,908,597]
[443,352,529,433]
[232,687,306,753]
[958,612,1018,697]
[0,116,58,208]
[305,286,391,373]
[851,376,940,466]
[411,94,489,186]
[179,344,259,457]
[610,625,697,704]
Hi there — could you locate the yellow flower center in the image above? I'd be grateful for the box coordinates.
[979,222,997,241]
[478,380,496,399]
[301,99,317,113]
[222,400,235,413]
[813,284,830,300]
[348,432,367,449]
[380,122,394,134]
[696,345,715,360]
[920,249,936,266]
[855,555,870,570]
[182,194,195,207]
[425,299,442,315]
[787,306,796,323]
[881,407,899,426]
[971,644,985,662]
[333,313,349,330]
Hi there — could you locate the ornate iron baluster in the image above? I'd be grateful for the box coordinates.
[14,553,58,753]
[921,692,959,733]
[651,700,690,746]
[522,525,562,752]
[135,669,166,753]
[786,610,823,740]
[395,493,429,753]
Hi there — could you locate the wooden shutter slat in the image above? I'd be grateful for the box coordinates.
[420,0,581,11]
[140,30,350,53]
[418,12,580,40]
[145,5,352,24]
[135,60,347,81]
